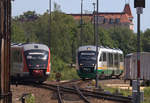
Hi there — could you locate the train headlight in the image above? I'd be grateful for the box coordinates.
[80,64,83,66]
[92,64,95,66]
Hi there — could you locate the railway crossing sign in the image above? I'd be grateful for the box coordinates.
[134,0,145,8]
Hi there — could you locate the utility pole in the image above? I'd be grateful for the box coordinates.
[49,0,51,48]
[133,0,145,103]
[95,0,99,88]
[93,3,96,45]
[80,0,83,46]
[0,0,12,103]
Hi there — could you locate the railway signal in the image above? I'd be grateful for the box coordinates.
[133,0,145,103]
[134,0,145,8]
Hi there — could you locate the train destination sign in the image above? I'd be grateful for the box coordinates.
[134,0,145,8]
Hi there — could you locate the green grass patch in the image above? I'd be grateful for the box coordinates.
[48,57,79,81]
[25,94,35,103]
[143,87,150,103]
[103,87,131,96]
[48,67,80,81]
[61,67,80,80]
[103,86,150,103]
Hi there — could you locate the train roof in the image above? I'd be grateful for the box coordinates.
[126,52,150,57]
[78,45,123,54]
[11,43,49,51]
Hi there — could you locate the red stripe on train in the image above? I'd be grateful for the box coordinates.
[22,49,29,72]
[46,48,51,73]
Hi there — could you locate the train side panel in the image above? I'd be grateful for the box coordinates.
[11,47,24,77]
[76,45,124,79]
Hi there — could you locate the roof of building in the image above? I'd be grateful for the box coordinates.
[69,4,133,24]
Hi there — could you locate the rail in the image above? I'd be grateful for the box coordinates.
[73,85,90,103]
[38,83,133,103]
[57,85,63,103]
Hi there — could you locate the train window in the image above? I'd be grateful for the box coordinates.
[103,52,106,61]
[114,53,119,68]
[99,52,106,62]
[108,53,113,67]
[120,54,123,62]
[99,53,103,61]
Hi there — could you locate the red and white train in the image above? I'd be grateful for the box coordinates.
[11,43,51,83]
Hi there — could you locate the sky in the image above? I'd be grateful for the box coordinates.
[12,0,150,32]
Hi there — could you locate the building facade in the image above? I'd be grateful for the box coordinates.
[69,4,133,30]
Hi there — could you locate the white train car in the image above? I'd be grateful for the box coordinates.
[76,45,124,79]
[124,52,150,85]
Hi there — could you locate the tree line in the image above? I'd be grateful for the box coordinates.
[11,6,150,69]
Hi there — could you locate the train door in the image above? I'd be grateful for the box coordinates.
[102,52,107,72]
[114,53,120,75]
[106,52,109,77]
[119,54,124,71]
[108,52,113,76]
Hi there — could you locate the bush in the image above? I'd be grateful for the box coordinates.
[26,94,35,103]
[48,56,79,81]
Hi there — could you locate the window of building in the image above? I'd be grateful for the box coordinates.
[115,18,120,24]
[109,18,114,24]
[103,18,108,24]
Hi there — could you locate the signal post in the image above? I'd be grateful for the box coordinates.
[133,0,145,103]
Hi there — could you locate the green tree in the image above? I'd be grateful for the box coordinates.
[11,22,26,43]
[108,27,136,55]
[142,29,150,52]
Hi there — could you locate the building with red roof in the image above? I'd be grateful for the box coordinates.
[69,3,134,30]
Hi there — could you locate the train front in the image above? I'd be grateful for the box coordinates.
[23,44,50,82]
[77,46,97,79]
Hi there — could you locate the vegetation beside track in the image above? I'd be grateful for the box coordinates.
[25,94,35,103]
[103,86,150,103]
[48,56,79,81]
[103,87,131,96]
[143,87,150,103]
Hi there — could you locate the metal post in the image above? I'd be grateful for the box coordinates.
[49,0,51,48]
[93,3,96,45]
[136,13,141,103]
[95,0,99,88]
[80,0,83,46]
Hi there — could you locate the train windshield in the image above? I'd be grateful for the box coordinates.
[78,51,96,63]
[24,50,49,68]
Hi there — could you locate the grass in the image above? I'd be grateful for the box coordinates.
[48,67,80,81]
[143,87,150,103]
[103,87,131,96]
[48,57,80,81]
[103,86,150,103]
[25,94,35,103]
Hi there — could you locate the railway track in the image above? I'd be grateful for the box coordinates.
[57,85,63,103]
[30,82,132,103]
